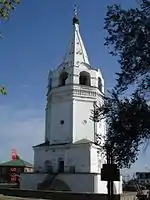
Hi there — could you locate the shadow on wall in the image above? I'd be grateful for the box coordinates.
[38,174,71,192]
[50,179,71,191]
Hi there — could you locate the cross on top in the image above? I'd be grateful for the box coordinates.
[74,5,78,18]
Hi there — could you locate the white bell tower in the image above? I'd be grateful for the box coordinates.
[45,5,105,145]
[20,6,122,194]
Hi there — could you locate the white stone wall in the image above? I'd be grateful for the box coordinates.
[94,175,122,194]
[46,85,73,144]
[45,60,105,145]
[72,93,105,144]
[90,145,107,173]
[49,100,73,144]
[34,143,108,175]
[90,146,101,173]
[20,173,122,194]
[56,173,94,193]
[73,99,95,143]
[20,173,47,190]
[20,173,94,192]
[94,175,107,193]
[45,84,105,144]
[34,143,91,173]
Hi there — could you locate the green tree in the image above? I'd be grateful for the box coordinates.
[0,86,7,95]
[0,0,20,95]
[93,0,150,168]
[0,0,20,20]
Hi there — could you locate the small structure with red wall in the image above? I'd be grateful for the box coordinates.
[0,150,33,184]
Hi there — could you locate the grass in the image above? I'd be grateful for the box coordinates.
[0,195,46,200]
[0,183,18,189]
[0,195,38,200]
[0,195,23,200]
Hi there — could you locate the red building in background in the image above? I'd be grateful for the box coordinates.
[0,150,33,185]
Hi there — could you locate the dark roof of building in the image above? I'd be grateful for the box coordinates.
[33,141,69,148]
[33,141,49,147]
[74,139,92,144]
[0,158,33,167]
[33,139,94,148]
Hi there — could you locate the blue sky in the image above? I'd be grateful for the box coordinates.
[0,0,149,176]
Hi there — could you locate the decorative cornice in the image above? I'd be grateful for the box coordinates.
[47,88,102,103]
[73,89,97,97]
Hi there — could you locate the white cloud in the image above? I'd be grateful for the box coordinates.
[0,105,44,164]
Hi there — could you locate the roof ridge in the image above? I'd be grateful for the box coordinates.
[0,158,33,167]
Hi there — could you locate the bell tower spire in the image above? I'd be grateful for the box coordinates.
[62,5,90,67]
[73,5,79,25]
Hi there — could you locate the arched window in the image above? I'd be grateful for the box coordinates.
[98,77,102,92]
[59,71,68,86]
[79,71,91,86]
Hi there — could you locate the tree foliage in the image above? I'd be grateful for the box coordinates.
[0,0,20,95]
[105,0,150,96]
[96,91,150,168]
[0,86,7,95]
[94,0,150,168]
[0,0,20,20]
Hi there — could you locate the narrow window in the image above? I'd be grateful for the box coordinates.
[98,77,102,92]
[58,159,64,173]
[59,71,68,86]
